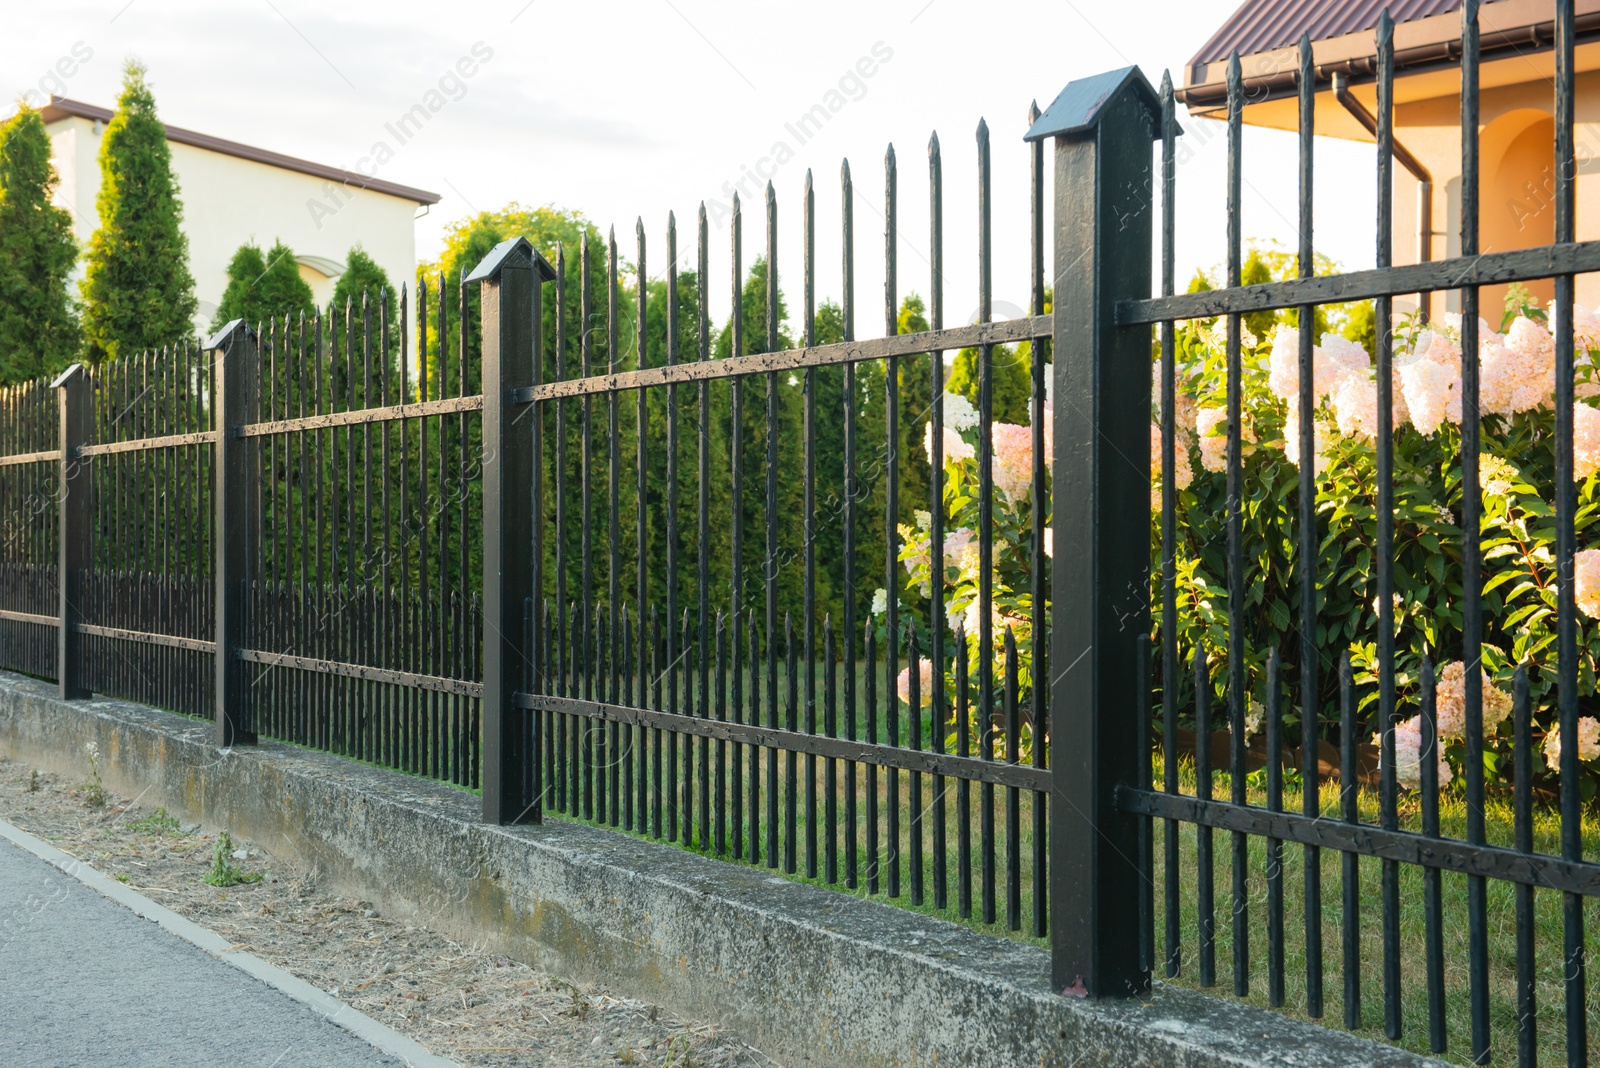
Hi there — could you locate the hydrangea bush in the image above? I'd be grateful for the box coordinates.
[883,276,1600,799]
[1160,283,1600,796]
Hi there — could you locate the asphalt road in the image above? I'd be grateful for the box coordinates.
[0,835,410,1068]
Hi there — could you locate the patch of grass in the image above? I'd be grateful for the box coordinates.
[114,872,130,884]
[128,807,182,836]
[25,768,39,793]
[204,831,262,888]
[1153,751,1600,1066]
[80,742,106,808]
[662,1034,700,1068]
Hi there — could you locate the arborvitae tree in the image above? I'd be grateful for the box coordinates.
[712,256,803,623]
[331,246,392,314]
[328,245,397,360]
[0,105,79,382]
[211,239,314,332]
[894,294,934,541]
[81,61,197,362]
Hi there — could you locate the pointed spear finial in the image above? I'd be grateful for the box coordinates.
[1227,50,1242,102]
[928,130,940,160]
[766,179,775,205]
[1158,70,1172,103]
[805,167,813,195]
[841,157,852,184]
[1377,6,1393,49]
[976,116,989,143]
[1028,99,1041,124]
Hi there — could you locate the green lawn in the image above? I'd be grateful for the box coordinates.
[1153,752,1600,1066]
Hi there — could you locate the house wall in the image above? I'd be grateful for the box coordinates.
[46,115,421,333]
[1392,70,1600,319]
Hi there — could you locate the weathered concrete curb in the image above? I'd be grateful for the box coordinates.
[0,814,459,1068]
[0,672,1441,1068]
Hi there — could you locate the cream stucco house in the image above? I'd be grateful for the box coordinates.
[1180,0,1600,318]
[40,96,439,331]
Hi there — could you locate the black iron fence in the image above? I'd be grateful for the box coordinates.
[1133,3,1600,1065]
[4,11,1600,1062]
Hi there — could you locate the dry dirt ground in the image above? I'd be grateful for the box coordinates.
[0,753,779,1068]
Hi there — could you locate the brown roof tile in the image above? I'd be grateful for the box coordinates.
[1191,0,1459,66]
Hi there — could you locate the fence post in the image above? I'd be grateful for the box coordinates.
[1027,66,1160,999]
[470,236,556,825]
[208,319,259,748]
[52,363,89,700]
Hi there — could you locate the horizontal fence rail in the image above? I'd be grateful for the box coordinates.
[1120,241,1600,325]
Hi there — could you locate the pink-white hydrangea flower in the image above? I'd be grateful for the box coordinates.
[942,528,976,571]
[1477,330,1518,416]
[1434,661,1513,738]
[1281,408,1329,476]
[1575,548,1600,618]
[1196,408,1228,472]
[1333,361,1414,441]
[925,421,975,465]
[1266,326,1370,404]
[1152,360,1199,431]
[956,597,1004,641]
[1267,325,1302,402]
[1551,300,1600,352]
[1399,350,1461,435]
[1332,375,1378,441]
[1504,316,1556,413]
[1150,421,1195,508]
[896,658,935,708]
[1545,715,1600,772]
[991,422,1036,500]
[941,391,979,431]
[1575,403,1600,480]
[1318,333,1374,394]
[1385,715,1452,791]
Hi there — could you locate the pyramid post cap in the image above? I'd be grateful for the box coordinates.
[1024,66,1161,142]
[50,363,86,389]
[204,319,258,351]
[464,236,557,284]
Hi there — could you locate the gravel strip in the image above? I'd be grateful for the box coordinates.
[0,754,779,1068]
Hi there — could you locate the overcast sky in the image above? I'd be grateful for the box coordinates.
[5,0,1381,335]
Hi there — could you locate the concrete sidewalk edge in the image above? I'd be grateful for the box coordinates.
[0,815,458,1068]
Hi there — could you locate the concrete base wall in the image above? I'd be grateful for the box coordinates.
[0,673,1439,1067]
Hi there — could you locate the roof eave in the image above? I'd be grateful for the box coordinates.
[1179,0,1600,114]
[39,97,441,207]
